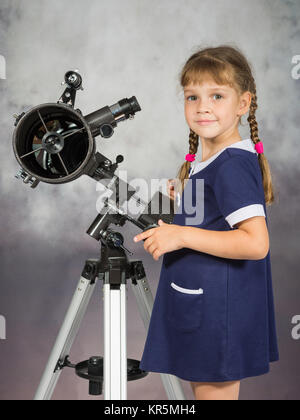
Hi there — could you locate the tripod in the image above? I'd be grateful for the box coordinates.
[34,224,186,400]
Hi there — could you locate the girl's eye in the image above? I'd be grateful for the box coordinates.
[185,94,223,101]
[186,95,197,101]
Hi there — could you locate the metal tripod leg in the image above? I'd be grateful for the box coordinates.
[34,261,98,400]
[103,281,127,400]
[130,266,186,400]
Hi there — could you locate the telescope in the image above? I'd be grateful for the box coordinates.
[12,70,174,232]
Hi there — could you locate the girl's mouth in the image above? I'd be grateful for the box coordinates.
[196,120,217,126]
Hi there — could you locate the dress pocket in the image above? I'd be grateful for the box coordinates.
[167,282,204,332]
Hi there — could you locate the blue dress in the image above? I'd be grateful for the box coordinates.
[139,139,279,382]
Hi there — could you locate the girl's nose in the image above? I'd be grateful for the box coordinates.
[196,99,212,113]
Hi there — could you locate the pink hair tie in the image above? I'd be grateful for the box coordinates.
[255,141,264,154]
[185,153,196,162]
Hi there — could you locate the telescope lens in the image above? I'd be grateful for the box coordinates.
[128,96,141,113]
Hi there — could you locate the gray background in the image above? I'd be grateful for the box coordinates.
[0,0,299,400]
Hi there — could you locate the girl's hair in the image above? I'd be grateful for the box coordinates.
[177,44,274,206]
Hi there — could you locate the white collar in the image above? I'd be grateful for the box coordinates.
[190,138,257,176]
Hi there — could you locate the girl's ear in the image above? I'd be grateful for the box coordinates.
[238,91,252,116]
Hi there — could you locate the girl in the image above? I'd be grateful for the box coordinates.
[133,45,279,400]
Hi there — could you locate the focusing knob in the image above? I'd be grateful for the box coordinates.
[99,124,114,138]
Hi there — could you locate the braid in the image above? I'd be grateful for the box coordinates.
[176,129,199,194]
[189,129,199,155]
[248,79,274,205]
[247,80,260,146]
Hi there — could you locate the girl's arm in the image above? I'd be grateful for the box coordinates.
[180,216,269,260]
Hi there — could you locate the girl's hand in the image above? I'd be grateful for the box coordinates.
[133,219,184,261]
[167,179,176,201]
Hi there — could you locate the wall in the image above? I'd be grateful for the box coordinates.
[0,0,299,400]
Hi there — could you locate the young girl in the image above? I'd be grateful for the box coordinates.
[133,45,279,400]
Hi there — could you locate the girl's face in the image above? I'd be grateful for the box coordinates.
[183,78,250,140]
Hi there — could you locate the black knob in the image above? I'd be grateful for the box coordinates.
[88,356,103,396]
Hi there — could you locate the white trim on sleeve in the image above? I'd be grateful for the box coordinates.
[225,204,266,228]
